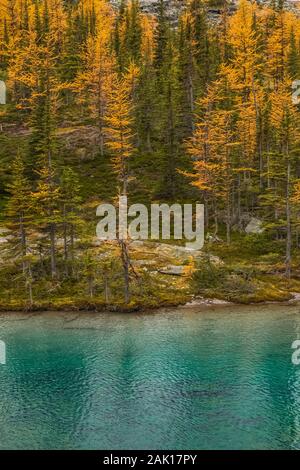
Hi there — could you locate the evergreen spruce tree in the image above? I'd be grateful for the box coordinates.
[6,153,34,304]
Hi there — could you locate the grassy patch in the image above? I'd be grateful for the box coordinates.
[191,260,293,303]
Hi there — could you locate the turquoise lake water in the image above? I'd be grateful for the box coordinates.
[0,304,300,449]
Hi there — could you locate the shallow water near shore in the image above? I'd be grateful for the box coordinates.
[0,304,300,449]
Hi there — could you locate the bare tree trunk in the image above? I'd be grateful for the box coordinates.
[27,261,33,306]
[204,193,209,232]
[118,155,131,303]
[104,272,109,304]
[167,83,176,199]
[98,103,104,157]
[226,200,231,245]
[50,222,57,279]
[286,160,291,279]
[214,214,218,237]
[187,61,194,133]
[89,276,94,298]
[212,199,218,237]
[252,77,263,189]
[63,204,68,276]
[20,216,27,274]
[237,173,241,227]
[120,239,130,304]
[226,142,231,244]
[70,224,75,274]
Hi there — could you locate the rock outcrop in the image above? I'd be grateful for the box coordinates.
[110,1,300,22]
[245,218,264,235]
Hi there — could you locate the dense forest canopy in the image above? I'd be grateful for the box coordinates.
[0,0,300,307]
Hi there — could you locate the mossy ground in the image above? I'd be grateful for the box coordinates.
[192,231,299,304]
[0,240,192,312]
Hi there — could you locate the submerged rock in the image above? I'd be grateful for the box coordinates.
[184,297,232,307]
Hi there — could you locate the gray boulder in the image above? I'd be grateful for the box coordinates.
[159,265,185,276]
[245,218,264,234]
